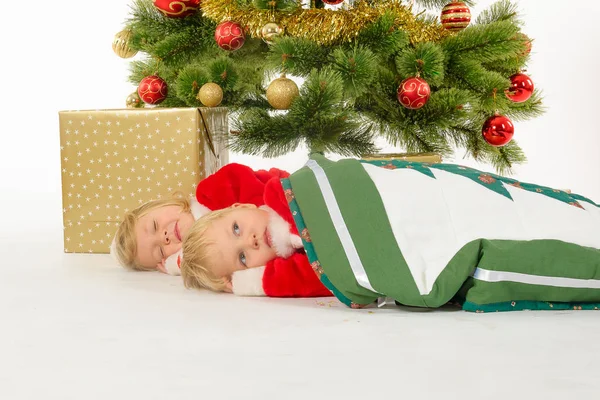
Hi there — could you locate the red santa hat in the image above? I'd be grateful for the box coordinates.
[196,163,289,211]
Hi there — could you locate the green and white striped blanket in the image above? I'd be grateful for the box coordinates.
[283,154,600,312]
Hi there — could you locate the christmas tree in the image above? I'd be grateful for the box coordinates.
[113,0,542,173]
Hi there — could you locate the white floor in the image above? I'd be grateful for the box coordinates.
[2,1,600,397]
[2,228,599,400]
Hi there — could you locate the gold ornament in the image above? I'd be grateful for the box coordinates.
[440,2,471,32]
[197,82,223,107]
[126,91,144,108]
[261,22,283,45]
[112,28,138,59]
[201,0,450,46]
[266,75,299,110]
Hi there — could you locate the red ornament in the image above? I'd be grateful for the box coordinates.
[215,21,245,51]
[138,75,168,105]
[482,114,514,147]
[397,77,431,110]
[518,33,532,56]
[441,2,471,31]
[322,0,345,4]
[153,0,201,18]
[505,73,534,103]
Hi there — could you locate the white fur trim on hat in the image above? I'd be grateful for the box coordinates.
[164,249,183,276]
[260,205,303,258]
[232,266,266,296]
[190,197,211,220]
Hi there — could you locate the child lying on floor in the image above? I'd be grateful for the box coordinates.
[180,175,329,297]
[179,154,600,312]
[111,163,289,274]
[111,162,331,298]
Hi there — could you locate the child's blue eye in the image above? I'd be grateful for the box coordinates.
[233,222,240,236]
[239,252,246,267]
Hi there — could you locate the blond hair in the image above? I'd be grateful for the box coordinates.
[113,195,191,271]
[180,206,242,292]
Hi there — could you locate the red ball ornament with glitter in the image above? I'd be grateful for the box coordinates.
[441,2,471,31]
[138,75,168,105]
[518,33,532,56]
[215,21,246,51]
[322,0,345,4]
[397,77,431,110]
[482,114,514,147]
[505,73,534,103]
[153,0,200,18]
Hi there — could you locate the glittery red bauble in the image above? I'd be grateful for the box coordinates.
[518,33,532,55]
[138,75,168,105]
[505,73,534,103]
[322,0,345,4]
[441,2,471,31]
[153,0,200,18]
[397,77,431,110]
[215,21,245,51]
[482,114,514,147]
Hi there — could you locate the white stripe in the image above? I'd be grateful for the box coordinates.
[305,160,379,294]
[360,163,600,295]
[473,268,600,289]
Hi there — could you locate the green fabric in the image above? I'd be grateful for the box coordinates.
[362,158,590,208]
[571,193,600,208]
[428,163,513,200]
[284,155,600,312]
[455,239,600,307]
[282,177,356,308]
[429,163,589,209]
[362,159,435,178]
[420,240,483,308]
[474,239,600,279]
[286,160,378,305]
[314,155,425,307]
[461,300,600,313]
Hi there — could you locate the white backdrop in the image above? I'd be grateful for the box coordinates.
[1,0,599,240]
[1,4,600,399]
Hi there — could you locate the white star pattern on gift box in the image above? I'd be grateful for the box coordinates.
[59,108,228,253]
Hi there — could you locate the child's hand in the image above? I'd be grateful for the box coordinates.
[161,250,183,276]
[222,276,233,293]
[156,261,168,274]
[230,266,266,296]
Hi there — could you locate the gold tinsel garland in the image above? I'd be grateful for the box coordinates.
[200,0,450,46]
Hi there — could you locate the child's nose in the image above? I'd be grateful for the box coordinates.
[163,230,170,244]
[248,233,258,249]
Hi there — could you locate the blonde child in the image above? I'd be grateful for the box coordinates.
[112,195,207,275]
[112,163,290,275]
[180,154,600,312]
[180,177,331,297]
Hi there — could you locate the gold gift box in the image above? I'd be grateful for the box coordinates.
[58,107,229,253]
[362,152,442,163]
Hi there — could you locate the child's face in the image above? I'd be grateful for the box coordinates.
[135,205,195,270]
[206,205,277,279]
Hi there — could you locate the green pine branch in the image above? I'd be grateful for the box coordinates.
[475,0,520,25]
[266,37,330,76]
[122,0,543,173]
